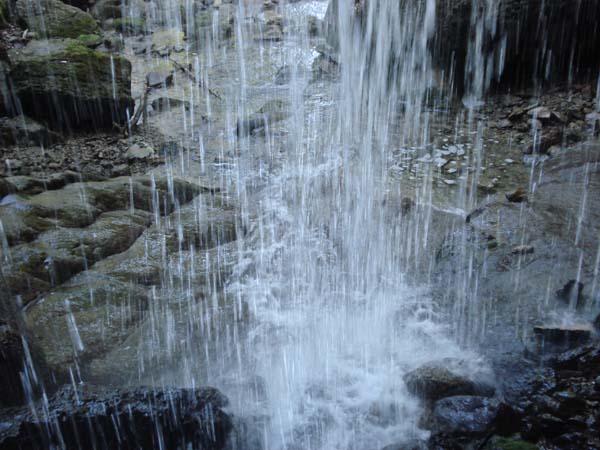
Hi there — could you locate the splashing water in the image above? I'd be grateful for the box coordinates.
[5,0,502,448]
[148,1,477,448]
[106,0,502,448]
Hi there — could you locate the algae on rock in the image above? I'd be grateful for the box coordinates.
[16,0,100,39]
[113,17,146,34]
[8,39,133,132]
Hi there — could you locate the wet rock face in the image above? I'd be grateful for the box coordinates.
[403,359,495,402]
[432,396,499,437]
[434,0,600,92]
[434,144,600,361]
[4,208,151,292]
[236,99,291,136]
[381,440,426,450]
[15,0,100,39]
[0,173,239,381]
[0,115,55,146]
[532,325,593,355]
[555,279,585,309]
[0,313,47,407]
[332,0,600,93]
[146,70,174,89]
[0,384,233,449]
[518,345,600,448]
[91,0,132,21]
[481,436,538,450]
[0,175,200,248]
[25,273,149,371]
[0,326,30,406]
[424,342,600,448]
[7,39,133,133]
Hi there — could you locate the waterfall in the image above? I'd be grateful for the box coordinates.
[191,1,472,448]
[8,0,600,450]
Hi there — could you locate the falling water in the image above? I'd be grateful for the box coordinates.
[222,2,461,448]
[9,0,600,448]
[134,1,480,449]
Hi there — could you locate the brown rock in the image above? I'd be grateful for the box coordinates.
[506,188,527,203]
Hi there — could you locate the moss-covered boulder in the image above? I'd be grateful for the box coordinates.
[0,0,9,28]
[91,0,145,22]
[112,17,146,34]
[16,0,100,39]
[8,39,133,132]
[91,0,122,21]
[25,272,149,372]
[76,33,103,48]
[483,436,538,450]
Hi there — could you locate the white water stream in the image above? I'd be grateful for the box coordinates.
[143,1,481,448]
[11,0,498,448]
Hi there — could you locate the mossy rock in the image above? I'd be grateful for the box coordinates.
[25,272,149,373]
[15,0,100,39]
[103,32,124,51]
[0,174,204,246]
[91,0,123,21]
[0,114,52,146]
[77,33,103,48]
[0,0,9,28]
[195,10,212,28]
[151,28,184,50]
[113,17,146,34]
[192,8,233,40]
[484,436,539,450]
[8,39,133,132]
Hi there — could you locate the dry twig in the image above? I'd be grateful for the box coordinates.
[169,57,222,100]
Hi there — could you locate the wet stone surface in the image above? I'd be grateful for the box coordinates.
[0,384,232,450]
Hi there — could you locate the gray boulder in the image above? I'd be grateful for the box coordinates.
[16,0,100,39]
[91,0,123,20]
[432,396,499,436]
[0,114,53,146]
[404,359,495,402]
[236,99,290,136]
[25,272,149,372]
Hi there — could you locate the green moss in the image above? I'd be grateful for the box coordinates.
[64,40,108,59]
[113,17,146,34]
[195,11,211,28]
[10,39,131,101]
[486,437,539,450]
[50,13,100,39]
[0,0,9,27]
[16,0,100,39]
[151,28,184,49]
[76,34,103,48]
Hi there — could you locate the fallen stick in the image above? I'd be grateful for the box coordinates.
[126,83,151,135]
[169,57,222,101]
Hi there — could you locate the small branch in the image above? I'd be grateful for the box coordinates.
[169,57,222,101]
[126,83,151,135]
[141,85,149,130]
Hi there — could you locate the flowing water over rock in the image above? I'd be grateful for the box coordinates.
[132,2,474,448]
[1,1,600,449]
